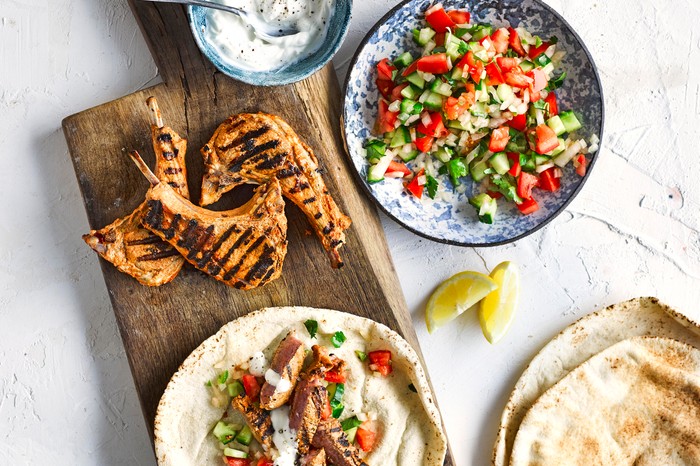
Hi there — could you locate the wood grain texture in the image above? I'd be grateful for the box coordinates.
[62,1,454,463]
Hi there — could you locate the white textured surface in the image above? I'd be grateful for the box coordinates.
[1,0,700,464]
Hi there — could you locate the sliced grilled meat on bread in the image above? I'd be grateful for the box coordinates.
[300,448,327,466]
[230,395,274,450]
[259,331,306,410]
[199,113,351,268]
[289,376,328,455]
[312,418,368,466]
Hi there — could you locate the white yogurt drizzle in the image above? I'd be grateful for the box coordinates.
[249,351,268,377]
[270,406,298,465]
[203,0,335,72]
[265,368,292,393]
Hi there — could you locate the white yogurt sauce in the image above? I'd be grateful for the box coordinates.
[270,406,298,465]
[249,351,268,376]
[265,368,292,393]
[203,0,335,71]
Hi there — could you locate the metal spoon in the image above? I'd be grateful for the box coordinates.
[139,0,299,40]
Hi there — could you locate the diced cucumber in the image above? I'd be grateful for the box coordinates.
[389,126,411,148]
[398,148,419,162]
[435,146,454,163]
[520,153,537,172]
[469,193,498,224]
[451,66,465,80]
[406,72,426,89]
[422,91,444,111]
[364,140,386,163]
[470,24,493,41]
[213,421,238,444]
[534,154,551,166]
[223,448,248,459]
[559,110,582,133]
[496,83,515,103]
[367,152,393,183]
[470,160,489,182]
[393,52,413,68]
[429,79,453,96]
[400,98,423,115]
[519,60,535,72]
[470,101,488,117]
[401,84,422,100]
[550,138,566,156]
[489,152,510,175]
[226,380,245,398]
[533,53,551,67]
[447,119,467,130]
[228,441,249,453]
[346,427,359,443]
[234,425,253,446]
[413,27,436,46]
[546,115,566,136]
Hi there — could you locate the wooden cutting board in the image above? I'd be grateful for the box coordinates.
[62,1,454,464]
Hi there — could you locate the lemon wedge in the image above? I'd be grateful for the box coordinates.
[425,271,498,333]
[479,261,520,344]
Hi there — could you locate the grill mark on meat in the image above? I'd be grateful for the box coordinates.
[161,214,182,240]
[126,234,162,246]
[244,245,275,282]
[303,196,317,204]
[277,166,301,179]
[216,228,253,269]
[195,224,239,269]
[223,235,266,281]
[144,200,164,229]
[167,181,181,189]
[156,133,172,143]
[330,239,342,248]
[186,224,215,260]
[137,248,180,261]
[228,139,281,173]
[322,222,335,235]
[164,167,182,174]
[314,213,323,220]
[162,151,175,160]
[255,151,287,170]
[231,396,274,449]
[312,418,367,466]
[219,125,271,152]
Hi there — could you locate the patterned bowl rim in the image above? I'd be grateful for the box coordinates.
[341,0,605,247]
[187,2,353,86]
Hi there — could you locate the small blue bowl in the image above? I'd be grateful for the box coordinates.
[187,2,352,86]
[342,0,604,247]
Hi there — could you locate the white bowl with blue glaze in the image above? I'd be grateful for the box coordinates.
[187,1,352,86]
[342,0,604,246]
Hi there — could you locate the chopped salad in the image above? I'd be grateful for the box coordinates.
[364,3,599,224]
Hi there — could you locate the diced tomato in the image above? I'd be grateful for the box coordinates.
[479,36,497,60]
[434,31,446,47]
[425,5,457,32]
[368,350,393,376]
[517,172,540,200]
[375,78,393,99]
[446,10,470,24]
[414,135,434,153]
[226,457,251,466]
[320,395,332,420]
[458,51,484,83]
[401,61,418,77]
[489,127,510,152]
[241,374,261,401]
[575,154,588,177]
[496,57,518,72]
[504,67,533,89]
[545,92,558,116]
[529,68,547,92]
[508,113,527,132]
[517,197,540,215]
[385,161,411,178]
[416,53,451,74]
[377,58,396,81]
[530,90,541,102]
[356,425,377,452]
[539,167,560,191]
[490,28,510,54]
[443,86,475,120]
[390,83,409,102]
[376,99,398,134]
[486,190,503,200]
[535,124,559,154]
[507,153,521,177]
[528,42,549,59]
[508,27,526,56]
[405,169,425,199]
[485,61,504,85]
[256,460,274,466]
[416,112,446,138]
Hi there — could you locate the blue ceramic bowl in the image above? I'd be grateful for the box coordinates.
[188,1,352,86]
[342,0,604,246]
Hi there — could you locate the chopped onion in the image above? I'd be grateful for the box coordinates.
[588,143,599,154]
[423,41,436,55]
[553,140,584,167]
[536,162,555,173]
[385,171,405,178]
[417,175,427,186]
[544,44,557,57]
[421,112,432,126]
[535,108,545,126]
[407,114,420,126]
[553,167,563,178]
[388,100,401,113]
[590,133,600,145]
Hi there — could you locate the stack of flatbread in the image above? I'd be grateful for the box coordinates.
[493,297,700,466]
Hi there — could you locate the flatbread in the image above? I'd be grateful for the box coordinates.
[493,297,700,466]
[154,306,447,465]
[510,336,700,465]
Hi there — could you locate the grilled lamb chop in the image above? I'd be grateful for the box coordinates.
[128,151,287,290]
[300,449,327,466]
[230,395,274,450]
[259,331,306,410]
[312,418,368,466]
[199,113,351,268]
[289,376,327,455]
[83,97,188,286]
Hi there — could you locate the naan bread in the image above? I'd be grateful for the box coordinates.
[510,336,700,466]
[493,297,700,466]
[153,306,447,465]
